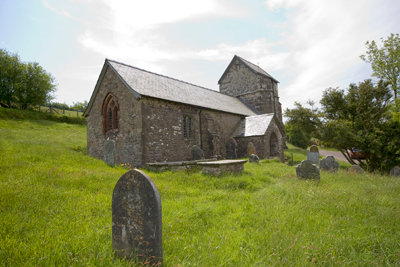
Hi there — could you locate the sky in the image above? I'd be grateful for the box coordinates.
[1,0,400,111]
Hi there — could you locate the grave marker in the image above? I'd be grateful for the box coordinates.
[390,166,400,177]
[112,169,163,264]
[349,165,364,173]
[307,145,319,165]
[296,160,320,180]
[247,142,257,156]
[191,145,204,160]
[225,138,237,159]
[249,154,259,163]
[104,140,116,167]
[320,156,339,172]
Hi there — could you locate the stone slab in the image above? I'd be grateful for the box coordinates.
[296,160,320,180]
[104,140,115,167]
[307,152,319,165]
[198,159,247,176]
[320,156,339,172]
[112,169,162,264]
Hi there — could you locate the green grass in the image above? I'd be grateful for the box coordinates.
[1,109,400,266]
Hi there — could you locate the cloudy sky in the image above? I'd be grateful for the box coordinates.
[1,0,399,111]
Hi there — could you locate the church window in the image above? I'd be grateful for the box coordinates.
[183,115,194,139]
[102,93,120,134]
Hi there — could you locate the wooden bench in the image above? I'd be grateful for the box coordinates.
[197,159,248,176]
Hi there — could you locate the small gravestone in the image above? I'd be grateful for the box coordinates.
[348,165,364,173]
[307,145,319,165]
[104,140,116,167]
[112,170,162,264]
[249,154,259,163]
[296,160,320,180]
[225,138,237,159]
[320,156,339,172]
[191,145,204,160]
[390,166,400,177]
[247,142,257,156]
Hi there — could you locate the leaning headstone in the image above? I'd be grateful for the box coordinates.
[104,140,116,167]
[307,145,319,165]
[390,166,400,177]
[225,138,237,159]
[249,154,259,163]
[247,142,257,156]
[348,165,364,173]
[296,160,320,180]
[320,156,340,172]
[112,169,162,265]
[191,145,204,160]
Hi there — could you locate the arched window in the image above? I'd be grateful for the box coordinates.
[102,93,120,134]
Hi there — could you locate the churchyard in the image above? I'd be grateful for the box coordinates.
[1,108,400,266]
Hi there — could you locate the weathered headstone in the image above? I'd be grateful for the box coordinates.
[348,165,364,173]
[247,142,257,156]
[191,145,204,160]
[296,160,320,180]
[249,154,259,163]
[112,170,162,264]
[225,138,237,159]
[320,156,339,172]
[104,140,116,167]
[390,166,400,177]
[307,145,319,165]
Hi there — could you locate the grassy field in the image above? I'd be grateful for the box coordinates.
[1,108,400,266]
[32,105,84,117]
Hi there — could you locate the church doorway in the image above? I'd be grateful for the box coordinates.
[269,132,279,157]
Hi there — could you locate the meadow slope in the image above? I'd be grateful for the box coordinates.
[1,108,400,266]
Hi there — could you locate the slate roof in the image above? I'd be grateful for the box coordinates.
[85,59,258,117]
[218,55,279,84]
[232,113,275,137]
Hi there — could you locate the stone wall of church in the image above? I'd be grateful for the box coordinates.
[86,66,143,167]
[141,97,243,163]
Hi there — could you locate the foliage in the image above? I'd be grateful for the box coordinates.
[360,33,400,99]
[284,102,321,149]
[0,48,57,108]
[71,100,89,112]
[50,102,71,110]
[1,112,400,266]
[319,79,399,172]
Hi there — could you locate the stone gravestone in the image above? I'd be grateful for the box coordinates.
[249,154,259,163]
[307,145,319,165]
[348,165,364,173]
[320,156,340,172]
[191,145,204,160]
[296,160,320,180]
[247,142,257,156]
[390,166,400,177]
[225,138,237,159]
[112,169,163,264]
[104,140,116,167]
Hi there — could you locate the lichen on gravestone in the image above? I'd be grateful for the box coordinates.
[112,169,163,265]
[104,140,115,167]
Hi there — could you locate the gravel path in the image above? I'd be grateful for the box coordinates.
[318,149,348,162]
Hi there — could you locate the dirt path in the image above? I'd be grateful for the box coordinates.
[318,149,348,162]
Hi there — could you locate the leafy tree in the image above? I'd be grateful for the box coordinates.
[0,48,57,109]
[0,49,24,108]
[320,79,398,172]
[284,102,321,149]
[71,100,88,112]
[360,33,400,99]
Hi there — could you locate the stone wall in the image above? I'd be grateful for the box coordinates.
[86,66,143,167]
[141,97,243,163]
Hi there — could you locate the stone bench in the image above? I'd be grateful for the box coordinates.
[146,159,216,172]
[197,159,248,176]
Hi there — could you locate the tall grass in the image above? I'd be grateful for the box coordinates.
[1,109,399,266]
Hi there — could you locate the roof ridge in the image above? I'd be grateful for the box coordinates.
[234,55,279,83]
[107,58,229,96]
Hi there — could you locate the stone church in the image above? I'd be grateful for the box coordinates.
[84,55,285,167]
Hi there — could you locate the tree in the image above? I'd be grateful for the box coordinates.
[0,48,57,108]
[0,49,24,108]
[360,33,400,99]
[284,102,321,149]
[71,100,88,112]
[320,79,398,172]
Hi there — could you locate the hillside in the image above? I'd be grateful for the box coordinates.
[1,108,400,266]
